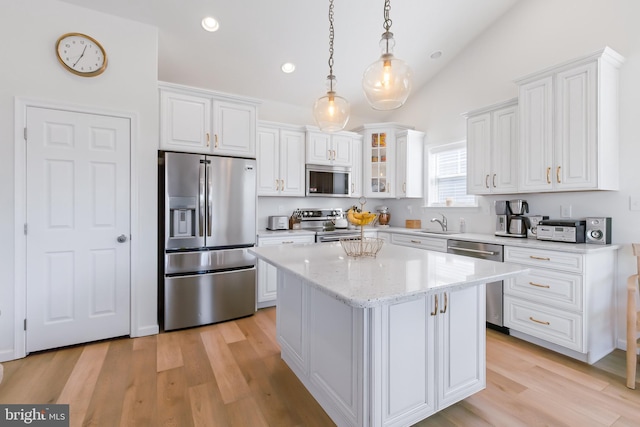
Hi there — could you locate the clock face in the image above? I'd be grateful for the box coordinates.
[56,33,107,77]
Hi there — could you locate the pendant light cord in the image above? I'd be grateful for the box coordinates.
[383,0,392,32]
[327,0,335,92]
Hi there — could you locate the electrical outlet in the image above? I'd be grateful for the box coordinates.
[630,196,640,211]
[560,205,572,218]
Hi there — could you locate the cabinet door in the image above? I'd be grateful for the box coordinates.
[306,131,331,164]
[554,62,597,190]
[350,136,363,197]
[212,100,256,157]
[257,259,278,306]
[364,130,395,198]
[380,296,437,424]
[518,76,554,192]
[331,134,353,166]
[492,105,518,193]
[160,91,211,153]
[279,129,306,196]
[438,285,486,408]
[466,113,491,195]
[257,127,280,196]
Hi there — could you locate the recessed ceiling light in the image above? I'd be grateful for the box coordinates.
[281,62,296,73]
[430,50,443,60]
[201,16,219,32]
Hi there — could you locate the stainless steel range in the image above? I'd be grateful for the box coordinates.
[297,208,361,242]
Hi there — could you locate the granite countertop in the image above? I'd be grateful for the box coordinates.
[249,242,528,308]
[257,229,317,237]
[376,227,621,254]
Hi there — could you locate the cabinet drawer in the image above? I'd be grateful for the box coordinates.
[258,235,315,246]
[391,234,447,252]
[504,296,583,352]
[504,246,583,273]
[504,268,582,312]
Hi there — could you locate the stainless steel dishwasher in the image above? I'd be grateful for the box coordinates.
[447,239,508,333]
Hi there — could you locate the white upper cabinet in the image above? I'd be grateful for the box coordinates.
[465,99,518,195]
[515,47,624,192]
[355,123,423,199]
[159,82,259,157]
[350,135,364,197]
[396,129,425,198]
[305,126,355,167]
[257,122,305,197]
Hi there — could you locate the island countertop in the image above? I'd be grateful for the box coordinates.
[249,242,528,308]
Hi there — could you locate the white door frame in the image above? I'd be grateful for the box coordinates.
[13,97,139,360]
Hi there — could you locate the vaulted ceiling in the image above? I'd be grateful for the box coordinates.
[60,0,520,119]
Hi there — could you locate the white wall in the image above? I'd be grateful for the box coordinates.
[385,0,640,348]
[0,0,158,361]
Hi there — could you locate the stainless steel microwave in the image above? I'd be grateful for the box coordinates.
[306,164,351,197]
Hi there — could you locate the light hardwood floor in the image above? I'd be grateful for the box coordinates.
[1,307,639,426]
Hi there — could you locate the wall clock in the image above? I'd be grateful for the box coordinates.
[56,32,108,77]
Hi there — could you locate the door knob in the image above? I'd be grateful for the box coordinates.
[117,234,128,243]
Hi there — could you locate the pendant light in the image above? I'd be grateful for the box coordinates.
[362,0,412,110]
[313,0,350,132]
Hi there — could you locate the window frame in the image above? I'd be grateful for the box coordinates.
[425,140,477,208]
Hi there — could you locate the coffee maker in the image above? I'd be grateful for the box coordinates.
[495,199,529,238]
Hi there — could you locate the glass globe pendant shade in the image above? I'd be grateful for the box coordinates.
[313,76,350,132]
[362,32,412,110]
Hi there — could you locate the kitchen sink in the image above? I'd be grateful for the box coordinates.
[417,230,458,235]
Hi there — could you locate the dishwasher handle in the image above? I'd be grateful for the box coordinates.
[447,246,498,257]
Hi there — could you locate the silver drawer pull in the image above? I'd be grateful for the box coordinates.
[282,241,294,244]
[410,240,422,244]
[529,282,550,289]
[529,316,550,325]
[529,255,551,261]
[448,246,497,256]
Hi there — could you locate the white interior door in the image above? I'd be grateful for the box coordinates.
[25,106,131,353]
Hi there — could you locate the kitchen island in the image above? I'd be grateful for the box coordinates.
[249,242,528,427]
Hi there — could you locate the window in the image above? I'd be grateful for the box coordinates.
[427,141,476,207]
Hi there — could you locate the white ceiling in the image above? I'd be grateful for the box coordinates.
[59,0,520,119]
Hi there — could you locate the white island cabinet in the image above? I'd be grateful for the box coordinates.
[250,243,528,427]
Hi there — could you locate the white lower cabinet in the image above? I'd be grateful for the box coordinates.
[390,233,447,252]
[256,234,314,308]
[277,269,485,427]
[503,246,616,364]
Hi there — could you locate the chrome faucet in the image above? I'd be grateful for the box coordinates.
[430,213,447,231]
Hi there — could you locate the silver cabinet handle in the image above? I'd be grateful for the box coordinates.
[117,234,127,243]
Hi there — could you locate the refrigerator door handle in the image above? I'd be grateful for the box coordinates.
[207,163,213,237]
[198,161,205,237]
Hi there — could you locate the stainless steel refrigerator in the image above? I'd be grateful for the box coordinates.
[159,151,257,331]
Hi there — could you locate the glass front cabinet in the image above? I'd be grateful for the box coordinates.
[355,123,423,199]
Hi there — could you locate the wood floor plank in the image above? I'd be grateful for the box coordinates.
[176,328,217,388]
[235,313,280,359]
[157,329,184,372]
[82,338,134,427]
[119,335,158,427]
[200,327,251,404]
[157,366,194,427]
[226,396,270,427]
[188,382,231,427]
[216,319,247,344]
[2,307,640,427]
[230,339,304,426]
[261,353,335,427]
[56,342,110,427]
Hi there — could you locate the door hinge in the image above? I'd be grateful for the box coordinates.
[24,319,27,331]
[23,127,27,141]
[24,223,27,235]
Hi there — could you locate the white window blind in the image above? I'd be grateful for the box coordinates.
[427,141,476,207]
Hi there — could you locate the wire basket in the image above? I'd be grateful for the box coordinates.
[339,237,384,257]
